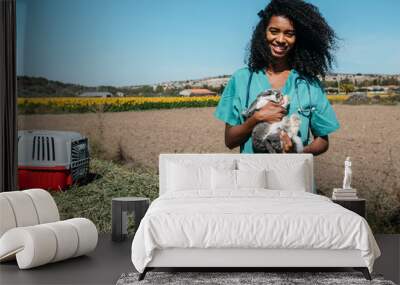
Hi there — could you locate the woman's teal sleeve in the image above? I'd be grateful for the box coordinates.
[213,75,242,126]
[310,84,340,137]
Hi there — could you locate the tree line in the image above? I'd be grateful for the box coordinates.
[17,75,399,98]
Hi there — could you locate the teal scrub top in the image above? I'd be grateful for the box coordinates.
[214,67,340,153]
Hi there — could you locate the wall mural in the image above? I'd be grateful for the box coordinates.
[16,0,400,234]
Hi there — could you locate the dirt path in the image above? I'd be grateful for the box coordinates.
[18,105,400,202]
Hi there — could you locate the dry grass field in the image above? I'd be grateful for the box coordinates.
[18,105,400,233]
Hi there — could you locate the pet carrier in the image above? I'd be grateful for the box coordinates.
[18,130,90,191]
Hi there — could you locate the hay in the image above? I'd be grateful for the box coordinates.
[51,158,159,233]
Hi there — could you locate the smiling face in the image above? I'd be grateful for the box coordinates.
[266,15,296,59]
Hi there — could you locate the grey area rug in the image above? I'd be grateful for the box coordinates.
[116,272,396,285]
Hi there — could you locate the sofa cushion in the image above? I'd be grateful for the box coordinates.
[0,190,60,237]
[0,226,57,269]
[0,196,17,237]
[42,221,79,262]
[24,189,60,223]
[0,192,39,228]
[0,218,98,269]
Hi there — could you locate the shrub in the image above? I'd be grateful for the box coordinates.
[344,93,370,105]
[371,95,381,104]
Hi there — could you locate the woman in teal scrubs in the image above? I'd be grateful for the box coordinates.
[214,0,340,155]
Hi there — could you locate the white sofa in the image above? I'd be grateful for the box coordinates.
[0,189,98,269]
[131,153,380,281]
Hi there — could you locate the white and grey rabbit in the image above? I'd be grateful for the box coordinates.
[242,89,303,153]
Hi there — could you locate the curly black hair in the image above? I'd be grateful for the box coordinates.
[246,0,338,79]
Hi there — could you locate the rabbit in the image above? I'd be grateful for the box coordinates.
[242,89,303,153]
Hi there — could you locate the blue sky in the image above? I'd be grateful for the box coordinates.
[17,0,400,86]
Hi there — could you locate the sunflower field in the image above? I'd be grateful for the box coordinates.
[18,94,396,114]
[17,96,220,114]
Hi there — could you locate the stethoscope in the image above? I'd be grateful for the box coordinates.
[294,76,315,117]
[245,72,316,143]
[294,76,315,144]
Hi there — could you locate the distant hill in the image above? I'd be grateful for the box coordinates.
[18,76,87,97]
[18,72,400,98]
[17,76,122,98]
[149,72,400,91]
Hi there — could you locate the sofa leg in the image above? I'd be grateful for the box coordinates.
[138,268,148,281]
[354,267,371,280]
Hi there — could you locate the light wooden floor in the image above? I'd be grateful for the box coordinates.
[0,234,398,285]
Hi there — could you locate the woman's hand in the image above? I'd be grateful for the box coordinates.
[303,135,329,156]
[280,131,296,153]
[224,102,288,150]
[253,101,287,123]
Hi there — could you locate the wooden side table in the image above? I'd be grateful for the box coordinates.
[332,198,366,218]
[112,197,150,242]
